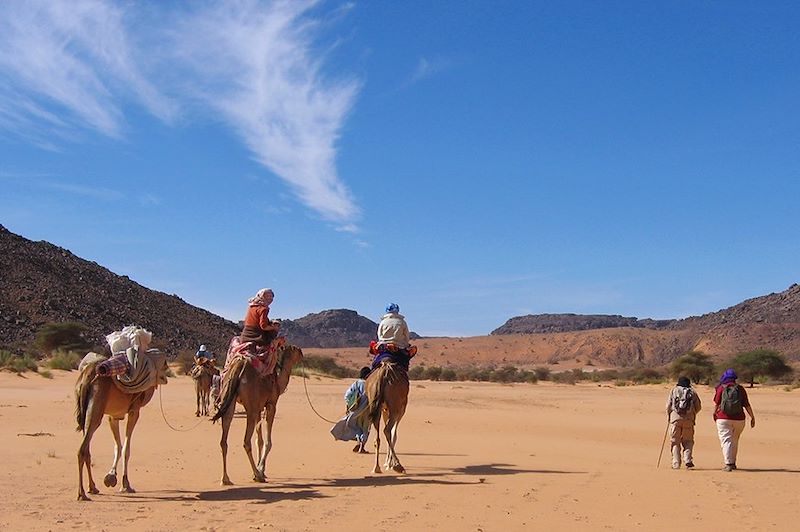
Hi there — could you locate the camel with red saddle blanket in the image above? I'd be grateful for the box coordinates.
[211,343,304,484]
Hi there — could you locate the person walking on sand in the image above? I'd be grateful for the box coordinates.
[330,366,372,452]
[666,376,702,469]
[713,368,756,471]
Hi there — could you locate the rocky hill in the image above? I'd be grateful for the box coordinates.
[0,225,417,355]
[491,314,674,335]
[277,309,378,348]
[0,224,241,356]
[487,284,800,363]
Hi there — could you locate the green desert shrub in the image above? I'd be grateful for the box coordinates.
[670,351,716,384]
[0,351,38,373]
[45,350,83,370]
[533,366,551,381]
[726,349,793,388]
[298,355,356,379]
[34,322,92,356]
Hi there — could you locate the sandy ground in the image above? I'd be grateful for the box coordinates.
[1,369,799,531]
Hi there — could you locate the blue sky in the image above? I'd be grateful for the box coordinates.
[1,1,798,337]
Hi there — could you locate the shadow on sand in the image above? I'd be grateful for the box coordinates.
[454,463,585,476]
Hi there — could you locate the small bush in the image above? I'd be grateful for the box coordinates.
[39,369,53,379]
[300,355,357,379]
[0,351,38,373]
[551,372,577,385]
[34,322,91,355]
[534,367,551,381]
[45,350,83,371]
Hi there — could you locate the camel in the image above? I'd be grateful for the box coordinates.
[192,363,219,416]
[74,358,156,501]
[211,345,303,485]
[362,361,409,474]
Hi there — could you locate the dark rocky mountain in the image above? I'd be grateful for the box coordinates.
[491,314,675,335]
[278,309,378,348]
[0,225,417,355]
[0,224,241,356]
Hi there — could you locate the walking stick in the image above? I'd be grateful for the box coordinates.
[657,417,670,468]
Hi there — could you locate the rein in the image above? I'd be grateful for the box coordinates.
[299,361,342,424]
[157,386,207,432]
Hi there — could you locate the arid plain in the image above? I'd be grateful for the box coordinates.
[1,368,799,531]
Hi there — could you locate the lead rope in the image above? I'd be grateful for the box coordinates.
[299,361,342,424]
[158,385,207,432]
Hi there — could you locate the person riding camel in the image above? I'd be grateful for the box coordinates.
[194,344,214,367]
[239,288,285,353]
[191,344,218,378]
[370,303,417,371]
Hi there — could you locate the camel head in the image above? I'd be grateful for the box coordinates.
[278,344,304,372]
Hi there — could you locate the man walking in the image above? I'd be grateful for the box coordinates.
[666,376,702,469]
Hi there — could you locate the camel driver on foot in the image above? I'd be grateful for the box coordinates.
[665,376,701,469]
[240,288,285,352]
[369,303,417,371]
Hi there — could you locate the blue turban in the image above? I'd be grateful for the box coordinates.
[386,303,400,313]
[720,368,737,384]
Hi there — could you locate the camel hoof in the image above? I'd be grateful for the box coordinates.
[373,467,382,474]
[392,464,406,474]
[120,486,136,493]
[78,493,91,501]
[88,486,100,495]
[221,478,233,486]
[103,473,117,487]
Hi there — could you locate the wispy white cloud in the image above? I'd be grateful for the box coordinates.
[169,0,361,228]
[0,0,175,139]
[0,0,361,229]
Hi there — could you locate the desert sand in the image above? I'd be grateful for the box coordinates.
[1,369,799,531]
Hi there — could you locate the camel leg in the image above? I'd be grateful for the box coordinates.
[120,409,140,493]
[219,401,235,485]
[77,402,105,500]
[103,417,122,488]
[200,385,207,416]
[195,380,201,417]
[243,408,266,482]
[385,417,405,473]
[256,405,276,480]
[372,415,382,474]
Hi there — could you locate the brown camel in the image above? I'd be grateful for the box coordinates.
[74,358,156,501]
[211,345,303,485]
[362,361,409,474]
[192,363,219,416]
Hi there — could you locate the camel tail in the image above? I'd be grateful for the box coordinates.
[74,363,97,432]
[211,358,245,423]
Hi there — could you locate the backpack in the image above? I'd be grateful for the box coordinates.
[673,387,694,415]
[720,384,744,417]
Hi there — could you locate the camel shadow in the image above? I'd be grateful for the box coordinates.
[196,486,326,503]
[453,463,585,476]
[736,468,800,474]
